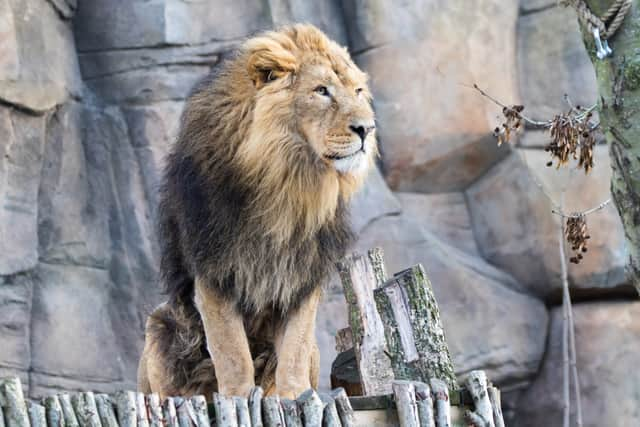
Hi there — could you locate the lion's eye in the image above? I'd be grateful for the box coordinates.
[314,85,330,97]
[355,88,364,95]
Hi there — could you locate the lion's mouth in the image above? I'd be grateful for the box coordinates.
[324,147,365,161]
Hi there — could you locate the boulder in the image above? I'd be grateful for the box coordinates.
[0,0,81,112]
[396,191,480,255]
[318,212,548,390]
[517,4,598,121]
[345,0,519,192]
[466,149,628,299]
[519,0,556,13]
[0,108,46,275]
[513,302,640,427]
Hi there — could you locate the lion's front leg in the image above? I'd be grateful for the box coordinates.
[194,277,255,396]
[274,287,322,399]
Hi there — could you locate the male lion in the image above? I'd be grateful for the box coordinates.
[137,24,376,400]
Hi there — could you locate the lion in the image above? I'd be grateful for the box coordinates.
[137,24,377,400]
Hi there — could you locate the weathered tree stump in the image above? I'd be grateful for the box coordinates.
[374,265,456,389]
[336,248,395,396]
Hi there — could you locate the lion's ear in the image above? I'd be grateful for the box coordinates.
[245,34,298,89]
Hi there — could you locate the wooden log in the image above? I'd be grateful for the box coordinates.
[488,386,505,427]
[248,387,264,427]
[374,265,457,389]
[212,393,237,427]
[336,249,394,395]
[464,410,487,427]
[0,377,30,427]
[0,399,5,427]
[43,396,65,427]
[430,379,451,427]
[190,396,210,427]
[391,381,419,427]
[175,397,197,427]
[334,328,353,354]
[135,393,150,427]
[319,394,340,427]
[59,394,80,427]
[296,389,322,427]
[114,391,137,427]
[414,382,435,427]
[94,395,118,427]
[71,393,102,427]
[146,394,163,427]
[329,388,354,427]
[162,398,178,427]
[232,397,250,427]
[464,371,494,427]
[280,399,301,427]
[260,396,284,427]
[27,401,47,427]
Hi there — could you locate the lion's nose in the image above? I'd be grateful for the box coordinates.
[349,122,375,142]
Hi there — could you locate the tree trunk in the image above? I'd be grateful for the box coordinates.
[579,0,640,291]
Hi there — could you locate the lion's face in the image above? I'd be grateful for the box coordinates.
[293,58,376,177]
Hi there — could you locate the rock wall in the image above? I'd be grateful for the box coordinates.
[0,0,637,425]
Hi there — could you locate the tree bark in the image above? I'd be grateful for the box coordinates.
[580,0,640,291]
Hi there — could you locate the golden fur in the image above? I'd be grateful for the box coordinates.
[138,23,376,399]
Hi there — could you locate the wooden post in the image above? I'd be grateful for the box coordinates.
[430,379,451,427]
[260,396,283,427]
[488,386,505,427]
[212,393,237,427]
[319,394,341,427]
[330,388,354,427]
[27,401,46,427]
[464,371,495,427]
[336,248,394,395]
[114,391,137,427]
[414,382,435,427]
[190,396,210,427]
[232,397,250,427]
[146,394,164,427]
[58,395,79,427]
[162,398,178,427]
[94,394,118,427]
[175,397,197,427]
[392,381,419,427]
[374,265,456,389]
[280,399,301,427]
[43,396,65,427]
[0,377,30,427]
[71,392,102,427]
[296,389,323,427]
[248,387,263,427]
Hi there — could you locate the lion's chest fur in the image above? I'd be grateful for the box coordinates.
[159,153,352,317]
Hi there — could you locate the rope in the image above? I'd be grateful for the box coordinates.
[568,0,632,39]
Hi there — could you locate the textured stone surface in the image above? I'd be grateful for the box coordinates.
[517,4,598,121]
[467,149,628,298]
[0,108,46,275]
[514,302,640,427]
[396,191,480,255]
[349,166,402,234]
[0,0,81,112]
[348,0,519,192]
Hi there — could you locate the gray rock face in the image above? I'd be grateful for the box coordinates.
[346,0,519,192]
[467,149,628,298]
[0,0,81,112]
[514,302,640,427]
[517,4,598,120]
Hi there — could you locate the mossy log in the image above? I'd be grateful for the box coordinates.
[336,248,395,396]
[374,265,457,389]
[580,0,640,290]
